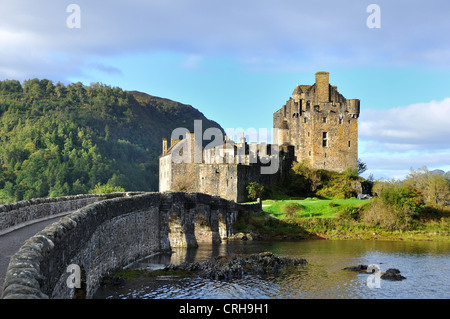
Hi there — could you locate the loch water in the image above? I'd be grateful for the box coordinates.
[93,240,450,299]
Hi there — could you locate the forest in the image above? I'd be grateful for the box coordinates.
[0,79,222,203]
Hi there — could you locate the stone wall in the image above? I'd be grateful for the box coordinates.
[1,192,261,299]
[0,193,141,235]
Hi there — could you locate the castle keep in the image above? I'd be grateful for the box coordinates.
[159,72,359,202]
[274,71,360,172]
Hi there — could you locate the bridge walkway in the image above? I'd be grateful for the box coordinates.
[0,214,70,292]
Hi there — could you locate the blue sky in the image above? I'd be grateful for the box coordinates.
[0,0,449,180]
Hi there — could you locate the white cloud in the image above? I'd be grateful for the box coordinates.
[359,98,450,179]
[359,98,450,151]
[1,0,450,80]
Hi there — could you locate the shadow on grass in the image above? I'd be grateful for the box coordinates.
[234,211,323,240]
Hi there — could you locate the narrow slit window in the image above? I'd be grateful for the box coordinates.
[322,132,328,147]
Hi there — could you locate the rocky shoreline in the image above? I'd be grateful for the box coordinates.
[164,252,308,280]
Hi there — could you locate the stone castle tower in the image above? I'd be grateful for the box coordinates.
[273,71,359,172]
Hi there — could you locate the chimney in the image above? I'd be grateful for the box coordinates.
[162,138,168,155]
[315,71,330,103]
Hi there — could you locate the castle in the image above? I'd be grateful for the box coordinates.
[159,72,360,202]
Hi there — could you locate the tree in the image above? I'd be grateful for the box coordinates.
[424,174,450,205]
[358,158,367,175]
[246,181,264,201]
[89,183,125,194]
[405,167,450,206]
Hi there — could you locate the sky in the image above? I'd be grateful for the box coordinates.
[0,0,449,180]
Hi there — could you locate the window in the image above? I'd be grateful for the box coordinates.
[348,141,351,147]
[339,118,343,125]
[323,117,327,123]
[322,132,328,147]
[304,117,308,123]
[307,132,310,137]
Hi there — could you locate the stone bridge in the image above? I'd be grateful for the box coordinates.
[0,192,261,299]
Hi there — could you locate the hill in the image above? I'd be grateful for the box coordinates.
[0,79,223,203]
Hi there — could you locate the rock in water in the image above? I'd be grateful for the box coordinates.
[165,252,308,280]
[381,268,406,281]
[343,265,406,281]
[342,264,368,272]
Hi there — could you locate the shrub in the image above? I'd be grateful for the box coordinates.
[246,181,265,201]
[328,201,337,207]
[89,183,125,194]
[360,181,425,231]
[281,202,305,218]
[344,167,359,180]
[316,183,355,199]
[379,184,424,215]
[361,198,415,231]
[336,206,360,221]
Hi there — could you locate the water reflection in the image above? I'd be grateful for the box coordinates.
[94,240,450,299]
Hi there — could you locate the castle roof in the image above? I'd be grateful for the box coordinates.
[164,138,203,157]
[300,85,312,93]
[292,85,303,96]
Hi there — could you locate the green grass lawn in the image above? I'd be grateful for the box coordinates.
[262,197,369,220]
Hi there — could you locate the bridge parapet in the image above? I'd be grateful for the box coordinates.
[1,192,261,299]
[0,192,144,235]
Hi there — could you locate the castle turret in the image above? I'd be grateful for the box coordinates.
[315,71,330,103]
[276,120,289,145]
[346,99,360,118]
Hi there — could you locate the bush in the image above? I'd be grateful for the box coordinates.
[316,183,355,199]
[379,184,424,215]
[359,181,425,231]
[246,182,265,201]
[361,198,415,231]
[336,206,360,221]
[281,202,305,218]
[344,167,359,180]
